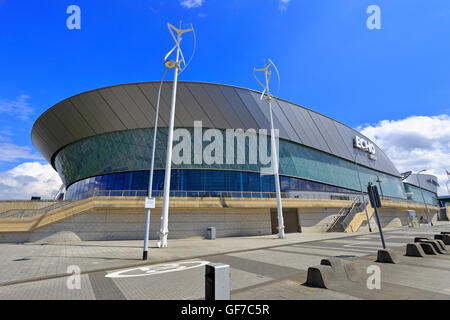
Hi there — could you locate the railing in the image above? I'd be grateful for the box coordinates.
[68,189,361,202]
[326,196,362,232]
[0,200,73,219]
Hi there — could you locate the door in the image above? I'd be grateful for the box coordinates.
[270,208,300,234]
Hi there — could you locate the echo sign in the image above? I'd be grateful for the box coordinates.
[354,136,376,155]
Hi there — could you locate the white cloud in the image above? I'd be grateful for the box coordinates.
[0,162,62,200]
[0,95,34,120]
[279,0,291,11]
[359,114,450,196]
[180,0,204,9]
[0,143,42,162]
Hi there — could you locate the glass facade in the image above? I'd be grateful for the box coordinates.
[55,128,407,199]
[404,183,438,206]
[65,169,361,200]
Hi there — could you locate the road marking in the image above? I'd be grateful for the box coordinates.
[105,260,210,278]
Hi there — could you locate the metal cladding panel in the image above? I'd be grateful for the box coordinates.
[109,86,151,128]
[186,83,231,129]
[86,91,127,130]
[333,121,373,168]
[32,121,61,157]
[31,81,401,178]
[405,174,438,193]
[76,94,116,132]
[235,89,270,130]
[248,91,291,141]
[51,100,95,138]
[309,112,352,160]
[176,83,214,128]
[122,85,163,127]
[297,108,332,153]
[39,110,75,146]
[280,102,317,148]
[137,83,171,127]
[73,94,115,133]
[273,100,302,142]
[219,86,259,130]
[203,84,246,130]
[98,88,139,129]
[158,83,195,127]
[31,131,53,163]
[157,82,188,127]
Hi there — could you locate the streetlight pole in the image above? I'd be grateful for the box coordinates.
[143,68,168,260]
[159,22,195,248]
[416,170,433,227]
[254,60,285,239]
[353,153,372,232]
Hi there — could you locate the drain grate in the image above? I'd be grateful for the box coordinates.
[335,255,357,259]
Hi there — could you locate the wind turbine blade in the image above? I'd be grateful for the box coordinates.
[268,59,280,97]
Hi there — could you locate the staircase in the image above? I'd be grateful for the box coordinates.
[327,197,365,232]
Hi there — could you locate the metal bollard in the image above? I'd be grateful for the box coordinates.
[205,263,230,300]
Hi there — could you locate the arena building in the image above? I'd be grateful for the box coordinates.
[0,82,440,243]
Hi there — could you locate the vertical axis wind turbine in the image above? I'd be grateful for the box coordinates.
[254,59,285,239]
[159,22,196,248]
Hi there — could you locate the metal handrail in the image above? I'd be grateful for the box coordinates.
[326,196,361,232]
[0,200,73,219]
[68,189,362,202]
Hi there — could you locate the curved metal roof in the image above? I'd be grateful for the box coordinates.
[404,173,439,194]
[31,81,400,177]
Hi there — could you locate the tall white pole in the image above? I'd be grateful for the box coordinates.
[143,70,166,260]
[268,100,285,239]
[159,34,181,248]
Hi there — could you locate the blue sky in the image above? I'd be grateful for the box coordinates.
[0,0,449,198]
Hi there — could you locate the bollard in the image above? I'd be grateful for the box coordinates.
[205,263,230,300]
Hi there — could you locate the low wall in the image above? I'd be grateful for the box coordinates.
[298,208,341,233]
[358,207,439,232]
[0,196,439,243]
[0,207,272,243]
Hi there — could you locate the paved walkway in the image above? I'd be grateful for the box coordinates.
[1,222,450,300]
[0,231,365,286]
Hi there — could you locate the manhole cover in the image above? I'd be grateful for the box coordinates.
[13,258,31,262]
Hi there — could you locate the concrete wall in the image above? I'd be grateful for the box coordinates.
[0,208,272,243]
[298,208,341,233]
[358,207,439,232]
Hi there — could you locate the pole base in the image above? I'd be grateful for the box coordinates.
[143,251,148,260]
[159,233,168,248]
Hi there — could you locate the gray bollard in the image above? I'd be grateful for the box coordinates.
[376,249,398,263]
[205,263,230,300]
[405,243,426,257]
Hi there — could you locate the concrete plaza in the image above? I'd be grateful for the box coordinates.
[1,222,450,299]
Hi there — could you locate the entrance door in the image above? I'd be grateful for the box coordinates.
[270,208,300,234]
